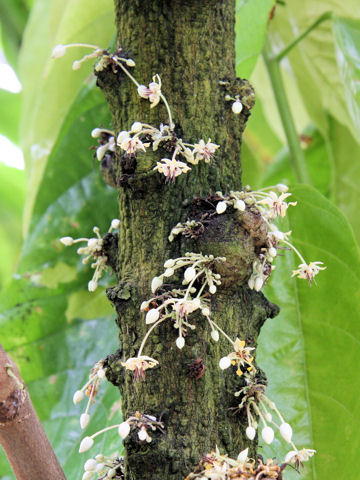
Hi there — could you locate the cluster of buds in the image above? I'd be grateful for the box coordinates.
[168,220,204,242]
[184,446,286,480]
[233,378,316,469]
[82,454,124,480]
[118,411,165,442]
[225,94,244,115]
[73,361,107,430]
[214,185,325,288]
[60,219,120,291]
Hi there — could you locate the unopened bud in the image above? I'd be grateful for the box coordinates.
[232,100,243,114]
[216,201,227,214]
[60,236,74,246]
[176,336,185,349]
[73,390,84,404]
[51,44,67,58]
[80,413,90,429]
[219,357,231,370]
[79,436,94,453]
[145,308,160,324]
[184,267,196,282]
[151,276,163,293]
[261,426,274,444]
[246,426,256,440]
[279,422,293,443]
[131,122,142,133]
[118,421,131,439]
[84,458,97,471]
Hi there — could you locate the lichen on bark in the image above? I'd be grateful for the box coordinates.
[96,1,279,479]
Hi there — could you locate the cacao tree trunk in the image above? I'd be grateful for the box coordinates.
[97,1,278,479]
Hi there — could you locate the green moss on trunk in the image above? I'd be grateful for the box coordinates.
[97,1,277,479]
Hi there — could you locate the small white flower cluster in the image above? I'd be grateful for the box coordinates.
[60,219,120,291]
[81,454,124,480]
[73,361,107,430]
[118,411,165,443]
[168,220,204,242]
[184,446,285,480]
[233,380,316,470]
[218,338,255,377]
[213,185,325,289]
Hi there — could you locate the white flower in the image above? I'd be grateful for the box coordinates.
[246,426,256,440]
[79,436,94,453]
[60,236,74,246]
[154,158,191,182]
[216,201,227,214]
[145,308,160,324]
[176,336,185,349]
[192,139,219,163]
[237,447,248,464]
[73,390,84,404]
[184,267,196,282]
[219,356,231,370]
[118,421,131,439]
[279,422,293,443]
[137,75,162,108]
[261,426,274,444]
[173,298,200,318]
[117,131,129,144]
[292,261,326,283]
[119,135,147,155]
[284,448,316,465]
[151,276,163,293]
[258,191,297,218]
[232,100,243,114]
[51,44,67,58]
[121,356,159,380]
[80,413,90,429]
[84,459,97,471]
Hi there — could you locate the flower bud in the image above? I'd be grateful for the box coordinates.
[73,390,84,404]
[88,280,98,292]
[151,276,163,293]
[276,183,289,193]
[140,301,149,311]
[111,219,121,230]
[246,426,256,440]
[107,468,116,478]
[95,463,105,473]
[60,236,74,246]
[84,459,97,471]
[145,308,160,324]
[209,284,217,294]
[216,201,227,214]
[87,238,98,249]
[237,447,248,463]
[254,277,263,291]
[280,422,293,443]
[184,267,196,282]
[131,122,142,133]
[96,144,108,161]
[234,199,246,211]
[248,276,255,290]
[80,413,90,429]
[163,268,174,277]
[126,58,136,67]
[118,421,131,439]
[176,336,185,349]
[82,472,95,480]
[268,247,277,257]
[261,426,274,444]
[201,307,210,316]
[97,368,106,379]
[164,259,175,268]
[219,357,231,370]
[51,44,67,58]
[137,85,148,98]
[265,412,272,422]
[91,128,102,138]
[138,427,147,441]
[72,60,81,70]
[95,454,104,462]
[79,436,94,453]
[211,330,219,342]
[232,100,243,114]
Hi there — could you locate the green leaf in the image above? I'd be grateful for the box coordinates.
[261,127,333,197]
[0,163,25,288]
[0,0,30,70]
[267,4,360,140]
[0,90,21,143]
[257,185,360,479]
[333,17,360,143]
[0,79,120,477]
[235,0,275,78]
[18,0,115,234]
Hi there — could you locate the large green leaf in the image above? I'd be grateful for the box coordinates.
[0,163,25,288]
[0,90,21,144]
[257,185,360,479]
[235,0,275,78]
[0,81,122,478]
[267,4,360,141]
[18,0,115,234]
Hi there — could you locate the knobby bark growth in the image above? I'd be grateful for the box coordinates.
[96,1,278,479]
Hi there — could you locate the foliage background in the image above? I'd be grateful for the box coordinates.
[0,1,359,479]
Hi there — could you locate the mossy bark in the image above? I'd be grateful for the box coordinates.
[97,1,278,479]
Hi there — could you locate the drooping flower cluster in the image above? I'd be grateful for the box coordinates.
[212,185,325,290]
[81,454,124,480]
[60,219,120,291]
[233,377,316,469]
[73,361,107,430]
[184,446,286,480]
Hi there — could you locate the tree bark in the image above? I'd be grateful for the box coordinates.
[96,1,278,479]
[0,346,66,480]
